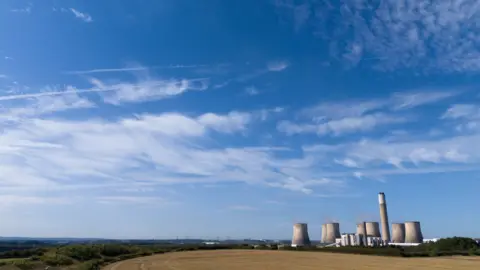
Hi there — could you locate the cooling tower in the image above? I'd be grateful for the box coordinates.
[321,224,327,243]
[378,192,391,242]
[356,222,367,245]
[291,223,311,246]
[391,223,406,243]
[404,221,423,244]
[365,222,381,237]
[325,222,341,243]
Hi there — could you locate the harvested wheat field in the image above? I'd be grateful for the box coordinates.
[103,250,480,270]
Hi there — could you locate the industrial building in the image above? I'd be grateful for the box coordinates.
[290,192,426,247]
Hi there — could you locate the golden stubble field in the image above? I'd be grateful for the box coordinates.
[102,250,480,270]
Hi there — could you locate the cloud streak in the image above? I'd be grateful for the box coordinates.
[278,89,457,137]
[267,61,289,71]
[0,77,208,105]
[64,64,209,75]
[69,8,93,23]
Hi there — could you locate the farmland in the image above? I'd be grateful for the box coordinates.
[102,250,480,270]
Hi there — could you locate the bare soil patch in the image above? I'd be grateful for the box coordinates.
[102,250,480,270]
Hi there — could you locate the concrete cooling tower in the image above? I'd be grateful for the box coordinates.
[378,192,391,242]
[356,222,367,245]
[391,223,406,243]
[325,222,341,243]
[321,224,327,243]
[365,222,381,237]
[404,221,423,244]
[356,222,367,236]
[291,223,311,247]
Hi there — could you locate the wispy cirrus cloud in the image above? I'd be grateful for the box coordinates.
[245,86,260,96]
[64,64,210,75]
[442,104,480,120]
[276,0,480,73]
[0,110,343,195]
[278,113,407,136]
[0,76,337,196]
[69,8,93,23]
[278,89,458,136]
[197,112,252,133]
[54,7,93,22]
[441,104,480,132]
[0,76,208,105]
[10,3,33,14]
[267,60,289,72]
[89,77,209,105]
[391,91,459,110]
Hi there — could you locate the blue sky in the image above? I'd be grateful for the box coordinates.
[0,0,479,240]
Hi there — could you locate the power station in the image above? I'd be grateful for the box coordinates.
[291,192,426,247]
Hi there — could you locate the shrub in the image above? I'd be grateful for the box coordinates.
[99,245,132,257]
[57,245,101,261]
[41,254,74,266]
[11,259,35,270]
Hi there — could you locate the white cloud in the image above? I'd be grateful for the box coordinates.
[441,104,480,132]
[0,101,343,196]
[197,111,251,133]
[65,67,149,75]
[10,3,33,14]
[301,99,387,120]
[278,113,407,136]
[282,89,458,136]
[267,61,289,71]
[69,8,93,23]
[268,177,343,194]
[0,76,206,105]
[276,0,480,73]
[442,104,480,120]
[392,91,458,110]
[335,158,361,168]
[302,90,458,120]
[245,86,260,96]
[64,64,209,75]
[94,77,209,104]
[315,135,476,169]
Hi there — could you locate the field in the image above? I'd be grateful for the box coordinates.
[102,250,480,270]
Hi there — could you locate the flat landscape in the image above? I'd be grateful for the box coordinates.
[102,250,480,270]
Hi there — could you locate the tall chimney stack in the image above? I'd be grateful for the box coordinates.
[378,192,390,242]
